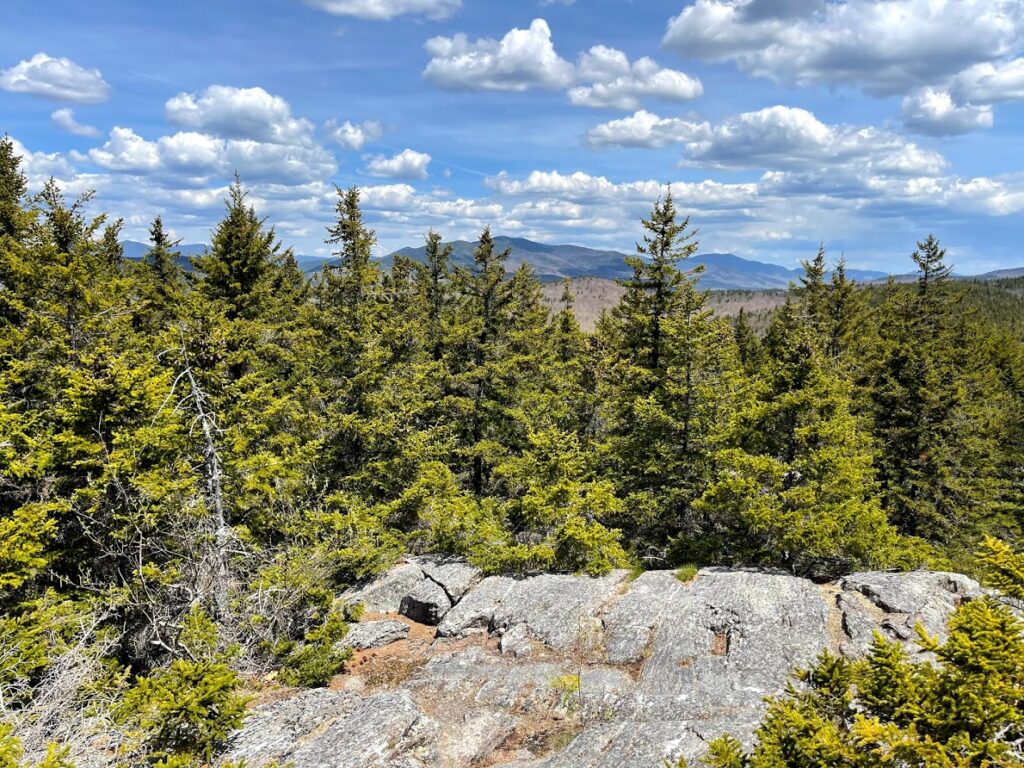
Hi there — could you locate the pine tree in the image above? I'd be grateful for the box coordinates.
[136,216,185,330]
[732,307,763,376]
[419,231,453,362]
[447,229,547,496]
[0,135,28,241]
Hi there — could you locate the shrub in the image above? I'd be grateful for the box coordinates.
[116,609,248,764]
[274,605,354,688]
[674,564,698,583]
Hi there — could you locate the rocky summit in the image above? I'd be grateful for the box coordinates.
[221,560,984,768]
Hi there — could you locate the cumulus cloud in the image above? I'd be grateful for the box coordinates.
[303,0,460,20]
[51,108,101,138]
[585,106,946,177]
[323,118,384,150]
[0,53,110,103]
[585,110,708,148]
[681,106,946,176]
[952,58,1024,103]
[165,85,315,145]
[662,0,1024,97]
[423,19,574,91]
[363,148,432,180]
[87,126,337,184]
[8,136,77,180]
[568,46,702,109]
[901,88,994,136]
[486,169,757,209]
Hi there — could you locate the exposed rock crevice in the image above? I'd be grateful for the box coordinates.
[228,564,983,768]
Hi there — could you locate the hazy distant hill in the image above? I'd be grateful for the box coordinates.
[386,236,887,288]
[121,241,327,273]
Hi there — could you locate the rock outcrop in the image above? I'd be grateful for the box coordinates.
[224,563,985,768]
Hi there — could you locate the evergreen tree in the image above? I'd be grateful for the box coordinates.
[598,194,742,553]
[136,216,185,329]
[448,228,547,496]
[0,135,29,241]
[693,315,902,576]
[867,237,1004,552]
[732,307,762,376]
[419,231,454,362]
[192,177,282,321]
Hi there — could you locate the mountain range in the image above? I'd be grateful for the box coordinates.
[122,237,1021,291]
[120,241,331,274]
[386,236,890,289]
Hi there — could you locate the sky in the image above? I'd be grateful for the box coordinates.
[1,0,1023,274]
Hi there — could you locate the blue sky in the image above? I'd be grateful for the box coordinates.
[2,0,1023,273]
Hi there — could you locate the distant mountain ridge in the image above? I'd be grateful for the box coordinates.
[122,238,1021,291]
[386,236,888,289]
[121,241,329,274]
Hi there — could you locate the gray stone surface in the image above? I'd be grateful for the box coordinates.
[400,577,452,625]
[223,688,361,765]
[225,564,993,768]
[411,556,483,602]
[841,570,983,645]
[437,575,516,638]
[343,563,425,614]
[288,690,437,768]
[602,570,686,664]
[344,620,410,650]
[490,570,630,650]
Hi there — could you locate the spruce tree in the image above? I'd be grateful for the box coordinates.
[694,314,901,576]
[732,307,763,375]
[867,237,1003,552]
[192,177,281,321]
[599,194,742,551]
[0,136,29,242]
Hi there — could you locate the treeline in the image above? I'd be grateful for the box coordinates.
[1,133,1024,764]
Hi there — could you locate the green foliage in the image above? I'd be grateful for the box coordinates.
[3,169,1024,765]
[675,564,698,583]
[978,535,1024,599]
[273,606,355,688]
[117,611,248,764]
[0,724,74,768]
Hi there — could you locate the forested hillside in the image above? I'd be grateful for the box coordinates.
[2,134,1024,766]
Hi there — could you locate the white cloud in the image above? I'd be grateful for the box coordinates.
[662,0,1024,97]
[901,88,994,136]
[87,126,337,185]
[585,110,708,148]
[952,58,1024,103]
[423,18,574,91]
[681,106,946,176]
[324,118,383,150]
[8,136,77,180]
[165,85,314,145]
[363,148,432,180]
[0,53,110,103]
[568,46,702,109]
[51,108,101,138]
[585,105,946,178]
[303,0,460,20]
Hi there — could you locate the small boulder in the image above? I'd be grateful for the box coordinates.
[344,620,410,650]
[400,578,452,625]
[343,563,425,614]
